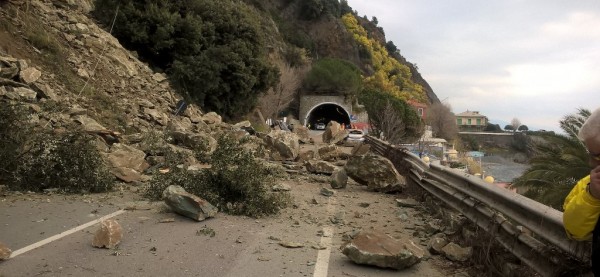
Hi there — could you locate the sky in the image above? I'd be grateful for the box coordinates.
[346,0,600,132]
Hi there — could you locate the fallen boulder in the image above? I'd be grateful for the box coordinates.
[428,236,449,254]
[305,160,336,175]
[163,185,217,221]
[351,143,370,156]
[344,153,406,192]
[330,168,348,189]
[322,121,348,144]
[342,230,424,270]
[0,241,11,260]
[292,125,311,144]
[264,130,300,161]
[441,242,472,262]
[92,219,123,249]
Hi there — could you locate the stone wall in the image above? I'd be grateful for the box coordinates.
[458,132,516,148]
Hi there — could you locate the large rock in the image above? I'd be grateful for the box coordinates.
[0,241,11,260]
[296,150,315,163]
[330,168,348,189]
[342,230,424,270]
[19,67,41,84]
[428,236,449,254]
[92,219,122,249]
[0,66,18,79]
[305,160,336,175]
[12,87,38,101]
[322,121,348,144]
[73,114,107,131]
[111,167,143,183]
[105,143,149,172]
[344,154,406,192]
[171,131,217,152]
[143,108,168,126]
[202,112,222,125]
[264,130,300,161]
[163,185,217,221]
[292,125,311,144]
[31,83,58,100]
[351,143,370,156]
[441,242,472,262]
[318,144,346,161]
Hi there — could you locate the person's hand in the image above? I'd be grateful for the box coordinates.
[589,165,600,199]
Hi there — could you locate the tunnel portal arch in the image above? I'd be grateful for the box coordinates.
[304,102,351,129]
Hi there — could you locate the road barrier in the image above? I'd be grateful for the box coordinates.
[365,136,590,276]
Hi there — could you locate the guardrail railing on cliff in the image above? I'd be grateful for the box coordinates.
[364,135,590,277]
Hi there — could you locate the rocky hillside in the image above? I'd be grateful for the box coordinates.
[0,0,237,186]
[0,0,197,134]
[259,0,440,104]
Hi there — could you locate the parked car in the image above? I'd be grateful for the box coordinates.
[315,123,326,130]
[344,129,365,145]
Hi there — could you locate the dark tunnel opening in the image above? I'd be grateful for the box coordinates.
[306,103,350,130]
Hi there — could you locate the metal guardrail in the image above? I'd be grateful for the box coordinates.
[364,135,590,276]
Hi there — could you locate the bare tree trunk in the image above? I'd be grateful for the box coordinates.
[258,61,309,120]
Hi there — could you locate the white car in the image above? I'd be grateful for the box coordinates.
[315,123,326,130]
[345,129,365,144]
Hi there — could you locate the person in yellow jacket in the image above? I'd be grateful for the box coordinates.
[563,107,600,275]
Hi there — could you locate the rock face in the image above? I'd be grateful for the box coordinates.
[92,219,123,249]
[344,154,406,192]
[342,230,424,270]
[0,241,11,260]
[163,185,217,221]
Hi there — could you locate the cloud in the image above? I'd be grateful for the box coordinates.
[346,0,600,132]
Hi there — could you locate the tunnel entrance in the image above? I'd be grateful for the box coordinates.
[305,103,351,130]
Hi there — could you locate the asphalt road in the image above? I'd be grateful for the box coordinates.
[0,179,451,277]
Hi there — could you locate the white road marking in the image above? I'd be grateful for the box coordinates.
[10,209,126,258]
[313,226,334,277]
[313,197,337,277]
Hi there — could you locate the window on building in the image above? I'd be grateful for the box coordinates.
[457,118,462,125]
[417,108,424,117]
[476,118,481,125]
[467,119,472,125]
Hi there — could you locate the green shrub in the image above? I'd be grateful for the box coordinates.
[0,103,114,193]
[0,104,31,178]
[10,132,114,193]
[303,58,362,98]
[144,134,290,217]
[93,0,278,119]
